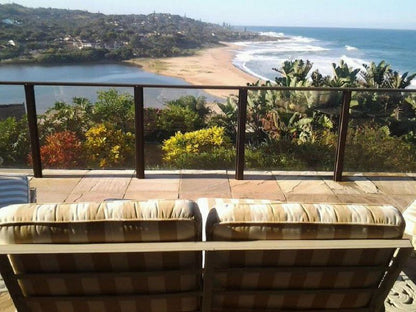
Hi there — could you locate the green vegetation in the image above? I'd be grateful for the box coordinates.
[0,60,415,172]
[162,126,234,169]
[0,3,265,63]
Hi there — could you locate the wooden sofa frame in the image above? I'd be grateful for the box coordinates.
[0,239,412,312]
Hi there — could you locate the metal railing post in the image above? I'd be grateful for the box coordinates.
[334,90,352,181]
[134,86,145,179]
[24,84,42,178]
[235,88,248,180]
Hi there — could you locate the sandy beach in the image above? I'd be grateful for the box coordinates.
[126,43,259,99]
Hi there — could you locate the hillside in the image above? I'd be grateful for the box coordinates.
[0,3,263,63]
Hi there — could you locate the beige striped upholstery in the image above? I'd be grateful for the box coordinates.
[403,200,416,247]
[205,201,405,311]
[0,200,202,312]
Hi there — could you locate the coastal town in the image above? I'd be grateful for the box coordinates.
[0,3,264,63]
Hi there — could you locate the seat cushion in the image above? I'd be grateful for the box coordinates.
[0,199,202,243]
[206,201,405,240]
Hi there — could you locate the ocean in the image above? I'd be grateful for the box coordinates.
[1,26,415,112]
[233,26,416,87]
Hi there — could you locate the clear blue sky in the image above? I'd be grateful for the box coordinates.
[1,0,416,30]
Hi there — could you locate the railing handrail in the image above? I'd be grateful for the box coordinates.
[0,81,415,93]
[1,81,415,181]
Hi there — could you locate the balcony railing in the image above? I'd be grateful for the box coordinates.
[1,81,415,181]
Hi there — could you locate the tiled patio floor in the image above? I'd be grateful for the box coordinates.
[2,169,412,211]
[0,169,415,311]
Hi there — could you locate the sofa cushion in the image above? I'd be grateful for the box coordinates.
[206,202,405,240]
[0,199,202,243]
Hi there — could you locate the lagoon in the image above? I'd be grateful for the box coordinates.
[0,63,219,113]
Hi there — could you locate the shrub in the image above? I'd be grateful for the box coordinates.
[0,117,30,166]
[344,125,416,172]
[92,89,135,132]
[38,131,82,168]
[244,136,335,171]
[84,124,134,168]
[157,105,204,139]
[38,98,93,140]
[162,126,234,168]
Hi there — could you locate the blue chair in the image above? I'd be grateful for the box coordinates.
[0,175,35,208]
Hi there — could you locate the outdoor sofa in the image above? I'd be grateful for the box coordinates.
[0,199,412,312]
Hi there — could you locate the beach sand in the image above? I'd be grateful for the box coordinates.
[126,43,259,99]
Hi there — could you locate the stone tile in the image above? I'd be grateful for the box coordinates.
[65,192,127,202]
[345,174,380,194]
[367,176,416,195]
[285,193,341,204]
[272,170,321,177]
[42,169,89,177]
[125,173,179,199]
[86,169,134,177]
[360,172,409,177]
[229,172,285,200]
[179,171,231,199]
[124,191,178,200]
[30,177,82,203]
[334,194,399,206]
[385,195,416,212]
[0,168,33,175]
[275,174,335,195]
[323,178,363,195]
[67,171,133,202]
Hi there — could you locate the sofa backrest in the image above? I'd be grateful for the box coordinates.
[204,201,406,311]
[0,199,202,312]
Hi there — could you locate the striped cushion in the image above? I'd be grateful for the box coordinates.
[0,175,29,208]
[403,200,416,246]
[0,199,201,243]
[0,199,202,312]
[206,202,405,240]
[205,201,405,310]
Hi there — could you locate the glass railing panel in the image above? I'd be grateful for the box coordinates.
[144,87,236,170]
[36,86,134,170]
[0,85,30,168]
[344,91,416,173]
[244,89,342,171]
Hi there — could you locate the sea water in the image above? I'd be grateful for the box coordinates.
[233,26,416,87]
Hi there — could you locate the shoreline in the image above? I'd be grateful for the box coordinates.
[125,43,259,99]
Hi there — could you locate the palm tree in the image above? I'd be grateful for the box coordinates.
[273,59,312,87]
[361,61,391,88]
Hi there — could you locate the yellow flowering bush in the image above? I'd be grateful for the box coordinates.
[84,124,134,168]
[162,126,234,168]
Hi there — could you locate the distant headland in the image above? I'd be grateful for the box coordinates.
[0,3,273,64]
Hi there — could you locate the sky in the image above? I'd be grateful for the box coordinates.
[1,0,415,30]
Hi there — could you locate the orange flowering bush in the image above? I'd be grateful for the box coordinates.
[39,131,82,168]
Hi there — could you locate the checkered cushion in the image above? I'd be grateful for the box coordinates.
[205,201,405,310]
[0,199,202,312]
